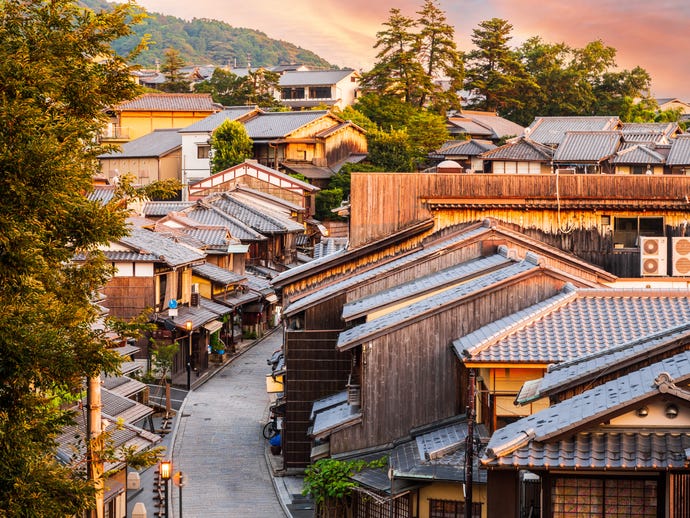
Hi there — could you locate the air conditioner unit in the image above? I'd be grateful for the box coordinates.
[672,237,690,276]
[640,236,668,277]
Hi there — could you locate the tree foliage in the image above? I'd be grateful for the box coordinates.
[361,2,463,113]
[210,119,254,173]
[160,47,191,92]
[195,67,282,108]
[0,0,148,514]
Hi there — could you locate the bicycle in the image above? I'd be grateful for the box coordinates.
[263,418,279,440]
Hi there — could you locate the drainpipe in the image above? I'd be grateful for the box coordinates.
[465,369,475,518]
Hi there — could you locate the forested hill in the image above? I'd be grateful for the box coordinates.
[79,0,334,69]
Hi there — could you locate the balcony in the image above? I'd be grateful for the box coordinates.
[100,125,130,142]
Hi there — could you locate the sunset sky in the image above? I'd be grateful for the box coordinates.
[134,0,690,100]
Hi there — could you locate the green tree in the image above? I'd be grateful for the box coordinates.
[160,47,190,92]
[367,128,415,171]
[415,0,464,112]
[464,18,537,115]
[210,119,254,173]
[361,8,427,104]
[0,0,147,515]
[194,68,247,105]
[407,110,449,162]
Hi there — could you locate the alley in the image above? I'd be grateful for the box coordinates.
[169,330,285,517]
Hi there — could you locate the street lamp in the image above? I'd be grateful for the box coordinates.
[185,320,193,391]
[160,460,172,518]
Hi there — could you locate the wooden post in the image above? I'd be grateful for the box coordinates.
[86,375,104,518]
[465,369,475,518]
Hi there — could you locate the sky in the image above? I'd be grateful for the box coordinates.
[134,0,690,100]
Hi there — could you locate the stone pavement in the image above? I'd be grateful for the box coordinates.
[128,329,313,518]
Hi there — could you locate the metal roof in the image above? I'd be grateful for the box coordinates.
[457,287,690,365]
[483,349,690,469]
[311,397,362,438]
[113,93,221,112]
[553,131,621,162]
[98,128,181,159]
[666,134,690,165]
[526,116,620,146]
[337,254,541,351]
[279,69,356,87]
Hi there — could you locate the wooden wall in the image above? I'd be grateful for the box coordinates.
[284,329,350,468]
[329,271,567,455]
[102,276,155,319]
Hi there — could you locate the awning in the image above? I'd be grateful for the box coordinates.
[265,293,278,303]
[266,374,284,393]
[203,320,223,333]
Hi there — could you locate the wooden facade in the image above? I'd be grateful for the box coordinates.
[349,173,690,278]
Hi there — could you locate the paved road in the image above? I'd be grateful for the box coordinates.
[169,330,285,517]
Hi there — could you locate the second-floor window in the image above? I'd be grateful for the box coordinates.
[281,87,305,100]
[309,86,331,99]
[197,144,211,159]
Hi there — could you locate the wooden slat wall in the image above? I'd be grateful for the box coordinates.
[103,276,155,319]
[284,330,351,468]
[329,272,566,454]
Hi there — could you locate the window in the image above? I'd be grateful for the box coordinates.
[197,144,211,159]
[614,216,664,248]
[551,477,657,517]
[281,87,305,100]
[429,499,482,518]
[309,86,331,99]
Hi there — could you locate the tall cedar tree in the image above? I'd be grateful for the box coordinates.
[360,8,426,105]
[415,0,464,112]
[0,0,144,515]
[160,47,191,92]
[464,18,537,115]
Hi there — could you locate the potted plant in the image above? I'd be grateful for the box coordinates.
[209,331,225,362]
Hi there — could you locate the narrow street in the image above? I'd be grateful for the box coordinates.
[168,330,285,517]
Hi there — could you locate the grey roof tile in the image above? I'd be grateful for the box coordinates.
[434,139,496,157]
[283,223,493,317]
[279,69,355,87]
[242,110,329,140]
[183,202,267,241]
[113,93,220,112]
[480,137,554,161]
[337,257,540,351]
[193,263,246,285]
[208,193,304,234]
[484,348,690,465]
[612,144,665,164]
[178,106,259,133]
[459,289,690,365]
[553,131,621,162]
[311,399,361,438]
[666,134,690,165]
[342,253,512,321]
[526,116,620,146]
[119,227,205,268]
[143,201,194,217]
[98,128,181,159]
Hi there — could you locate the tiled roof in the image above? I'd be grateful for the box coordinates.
[457,288,690,365]
[229,184,306,214]
[143,201,194,217]
[611,144,665,164]
[245,272,275,297]
[101,387,153,423]
[310,391,349,420]
[666,134,690,166]
[98,128,181,159]
[621,131,669,144]
[242,110,329,140]
[102,250,159,262]
[621,122,679,138]
[480,137,554,161]
[311,396,362,438]
[119,226,205,267]
[483,349,690,468]
[342,251,513,322]
[434,139,496,157]
[178,106,260,133]
[448,117,493,137]
[281,162,334,180]
[282,223,493,317]
[102,374,147,398]
[337,254,541,351]
[526,116,620,146]
[113,93,220,112]
[279,69,355,87]
[516,323,690,404]
[553,131,621,162]
[449,113,524,139]
[183,202,267,241]
[88,186,117,204]
[183,228,231,248]
[193,263,246,285]
[313,238,349,259]
[208,193,304,234]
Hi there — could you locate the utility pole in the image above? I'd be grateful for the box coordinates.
[86,375,104,518]
[465,369,475,518]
